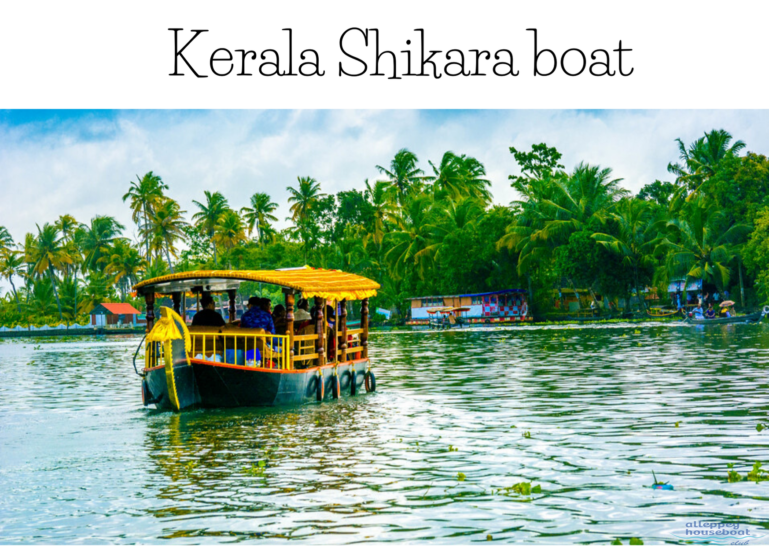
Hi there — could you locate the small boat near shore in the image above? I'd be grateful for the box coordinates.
[683,307,768,325]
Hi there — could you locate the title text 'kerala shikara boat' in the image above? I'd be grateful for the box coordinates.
[132,267,380,411]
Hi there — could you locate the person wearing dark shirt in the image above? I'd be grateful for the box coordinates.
[705,302,717,319]
[273,304,287,335]
[240,296,275,334]
[191,295,226,327]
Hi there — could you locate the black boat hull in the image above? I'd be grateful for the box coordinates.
[144,358,371,410]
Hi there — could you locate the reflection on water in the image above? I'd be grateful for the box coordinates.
[2,324,769,543]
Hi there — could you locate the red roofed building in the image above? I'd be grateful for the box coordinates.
[90,303,142,327]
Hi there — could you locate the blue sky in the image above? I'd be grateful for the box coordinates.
[1,109,768,253]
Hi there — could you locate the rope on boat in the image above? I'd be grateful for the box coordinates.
[132,334,146,377]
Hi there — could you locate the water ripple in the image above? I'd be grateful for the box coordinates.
[2,325,769,543]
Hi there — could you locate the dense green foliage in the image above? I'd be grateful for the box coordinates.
[1,128,768,327]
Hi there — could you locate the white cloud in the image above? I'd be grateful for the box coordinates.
[1,109,768,250]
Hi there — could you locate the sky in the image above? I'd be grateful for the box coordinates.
[1,109,768,249]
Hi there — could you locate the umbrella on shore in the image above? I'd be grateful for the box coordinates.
[720,300,736,307]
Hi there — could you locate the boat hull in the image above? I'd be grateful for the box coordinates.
[144,358,371,410]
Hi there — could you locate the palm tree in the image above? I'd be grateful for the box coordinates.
[384,194,440,279]
[499,163,627,275]
[192,191,229,266]
[0,226,13,251]
[592,198,656,312]
[287,176,324,224]
[104,239,147,300]
[30,223,72,320]
[427,152,492,203]
[75,216,125,272]
[668,129,746,192]
[0,249,24,313]
[332,225,369,273]
[376,148,425,204]
[213,210,247,267]
[656,197,751,293]
[55,214,78,242]
[144,199,188,272]
[287,176,324,258]
[364,179,393,248]
[241,192,278,245]
[122,172,168,259]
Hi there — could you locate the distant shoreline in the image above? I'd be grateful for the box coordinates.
[0,327,144,339]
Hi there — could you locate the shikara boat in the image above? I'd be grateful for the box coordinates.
[427,306,469,329]
[683,306,768,325]
[646,307,682,318]
[132,267,380,411]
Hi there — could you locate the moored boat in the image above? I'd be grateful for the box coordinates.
[683,307,767,325]
[133,267,380,411]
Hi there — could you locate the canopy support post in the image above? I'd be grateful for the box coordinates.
[283,288,295,368]
[172,292,181,315]
[315,296,326,368]
[340,299,348,363]
[227,289,237,323]
[361,297,369,359]
[144,292,155,333]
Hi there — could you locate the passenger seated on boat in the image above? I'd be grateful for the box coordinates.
[273,304,287,335]
[705,303,716,319]
[295,298,313,329]
[241,296,275,334]
[692,304,704,319]
[191,295,225,327]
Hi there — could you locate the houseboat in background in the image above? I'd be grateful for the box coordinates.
[406,289,531,327]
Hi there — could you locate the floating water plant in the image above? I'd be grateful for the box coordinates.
[523,431,532,439]
[757,423,768,432]
[727,463,743,483]
[612,539,643,545]
[457,472,466,481]
[496,482,541,496]
[747,462,769,482]
[447,445,458,452]
[245,460,267,477]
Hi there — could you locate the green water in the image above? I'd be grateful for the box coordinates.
[2,323,769,543]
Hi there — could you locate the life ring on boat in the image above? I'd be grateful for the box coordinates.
[350,370,357,396]
[521,302,528,316]
[316,373,324,401]
[330,374,341,399]
[763,305,769,315]
[365,370,377,392]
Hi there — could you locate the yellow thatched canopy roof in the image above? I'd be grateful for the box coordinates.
[133,266,379,301]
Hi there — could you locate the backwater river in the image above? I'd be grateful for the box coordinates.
[1,322,769,543]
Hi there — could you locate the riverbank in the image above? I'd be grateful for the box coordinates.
[0,327,144,339]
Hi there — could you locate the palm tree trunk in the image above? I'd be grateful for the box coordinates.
[144,204,151,260]
[739,260,745,307]
[9,277,21,314]
[634,266,647,313]
[526,273,534,317]
[165,244,174,273]
[213,241,218,267]
[48,269,63,321]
